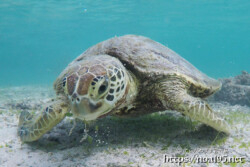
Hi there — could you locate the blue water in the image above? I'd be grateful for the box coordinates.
[0,0,249,86]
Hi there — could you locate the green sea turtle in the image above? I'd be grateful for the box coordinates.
[18,35,230,142]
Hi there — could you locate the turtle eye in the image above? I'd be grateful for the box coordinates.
[98,85,107,94]
[98,76,109,95]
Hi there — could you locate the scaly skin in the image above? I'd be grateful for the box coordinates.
[156,76,230,134]
[18,97,69,142]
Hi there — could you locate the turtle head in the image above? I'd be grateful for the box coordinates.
[63,55,131,121]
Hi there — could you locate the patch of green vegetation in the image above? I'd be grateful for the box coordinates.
[224,155,246,167]
[180,142,191,152]
[93,112,194,145]
[183,162,189,167]
[233,137,243,143]
[239,142,250,149]
[83,144,93,155]
[218,162,223,167]
[95,125,99,132]
[65,113,73,117]
[230,145,236,148]
[227,111,250,125]
[176,153,185,158]
[210,132,228,146]
[230,163,237,167]
[242,158,246,164]
[87,136,93,144]
[139,153,146,158]
[185,118,200,131]
[123,151,129,155]
[232,137,250,150]
[84,110,229,149]
[161,140,172,150]
[213,136,227,146]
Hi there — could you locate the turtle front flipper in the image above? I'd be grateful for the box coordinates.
[18,97,69,142]
[157,79,231,134]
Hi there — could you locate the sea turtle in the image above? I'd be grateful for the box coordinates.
[18,35,230,142]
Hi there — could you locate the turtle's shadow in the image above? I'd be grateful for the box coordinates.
[29,113,227,152]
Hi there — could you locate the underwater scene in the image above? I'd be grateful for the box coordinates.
[0,0,249,166]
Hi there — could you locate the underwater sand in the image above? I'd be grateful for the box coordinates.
[0,85,249,167]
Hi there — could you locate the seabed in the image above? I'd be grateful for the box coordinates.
[0,82,249,167]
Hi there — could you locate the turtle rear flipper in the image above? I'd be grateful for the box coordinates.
[18,98,69,142]
[158,79,231,134]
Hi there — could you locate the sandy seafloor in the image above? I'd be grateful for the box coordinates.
[0,85,249,167]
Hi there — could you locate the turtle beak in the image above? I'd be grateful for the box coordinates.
[71,98,103,120]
